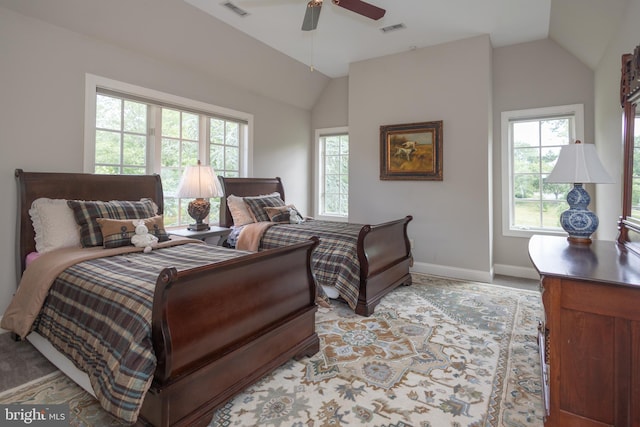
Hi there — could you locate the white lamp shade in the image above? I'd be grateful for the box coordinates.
[546,142,614,184]
[175,163,224,198]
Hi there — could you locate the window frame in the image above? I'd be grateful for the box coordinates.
[84,73,253,176]
[314,127,349,222]
[501,104,584,238]
[84,74,254,227]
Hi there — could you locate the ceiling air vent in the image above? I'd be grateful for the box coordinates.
[222,1,249,17]
[380,23,406,33]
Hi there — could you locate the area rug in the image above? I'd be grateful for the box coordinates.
[0,274,544,426]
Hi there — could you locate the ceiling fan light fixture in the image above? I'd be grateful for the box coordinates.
[302,0,322,31]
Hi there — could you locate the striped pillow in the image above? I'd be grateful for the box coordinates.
[67,198,158,247]
[243,193,285,223]
[265,204,297,223]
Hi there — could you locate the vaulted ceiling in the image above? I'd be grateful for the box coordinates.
[184,0,628,77]
[0,0,629,109]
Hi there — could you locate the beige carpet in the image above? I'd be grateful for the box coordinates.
[0,274,544,426]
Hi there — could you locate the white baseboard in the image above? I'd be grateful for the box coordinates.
[411,261,539,283]
[411,261,494,283]
[493,263,539,280]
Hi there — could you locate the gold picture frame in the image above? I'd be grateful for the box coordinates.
[380,120,443,180]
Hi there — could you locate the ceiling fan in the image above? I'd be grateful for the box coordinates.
[302,0,386,31]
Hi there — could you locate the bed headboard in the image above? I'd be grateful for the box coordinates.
[218,177,285,228]
[15,169,164,284]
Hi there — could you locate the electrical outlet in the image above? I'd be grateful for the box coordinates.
[409,238,414,249]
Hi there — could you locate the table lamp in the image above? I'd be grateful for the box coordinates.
[546,140,614,244]
[175,160,224,231]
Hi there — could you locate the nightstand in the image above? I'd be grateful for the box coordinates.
[169,226,231,246]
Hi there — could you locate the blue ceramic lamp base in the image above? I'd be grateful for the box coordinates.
[559,183,598,244]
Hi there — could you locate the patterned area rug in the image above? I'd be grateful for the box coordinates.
[0,274,544,426]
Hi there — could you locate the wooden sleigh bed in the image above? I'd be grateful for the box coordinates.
[6,169,320,427]
[218,176,413,316]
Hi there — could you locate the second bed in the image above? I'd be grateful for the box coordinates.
[218,176,413,316]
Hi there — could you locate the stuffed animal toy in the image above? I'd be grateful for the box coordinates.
[131,220,158,253]
[289,207,305,224]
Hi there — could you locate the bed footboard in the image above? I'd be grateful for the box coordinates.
[356,215,413,316]
[140,238,320,427]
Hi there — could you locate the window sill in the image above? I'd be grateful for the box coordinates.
[502,227,566,239]
[315,214,348,223]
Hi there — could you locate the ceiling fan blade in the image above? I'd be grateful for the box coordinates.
[332,0,385,20]
[302,1,322,31]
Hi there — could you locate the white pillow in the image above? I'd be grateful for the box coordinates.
[29,198,81,253]
[227,194,255,226]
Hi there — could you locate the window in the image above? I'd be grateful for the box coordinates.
[501,104,584,237]
[85,74,252,227]
[315,128,349,220]
[95,95,148,175]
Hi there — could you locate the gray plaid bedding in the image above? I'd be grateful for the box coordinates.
[33,243,248,424]
[260,220,362,309]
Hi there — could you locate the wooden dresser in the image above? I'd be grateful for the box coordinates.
[528,235,640,427]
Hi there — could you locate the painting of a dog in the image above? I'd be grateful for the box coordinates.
[380,121,443,180]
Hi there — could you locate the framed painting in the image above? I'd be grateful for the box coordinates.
[380,120,443,180]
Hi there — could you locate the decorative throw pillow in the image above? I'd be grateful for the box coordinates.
[67,198,157,247]
[243,193,285,223]
[265,204,297,223]
[29,198,81,253]
[227,194,255,226]
[97,215,169,248]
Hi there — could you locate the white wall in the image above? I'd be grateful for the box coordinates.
[0,0,330,111]
[311,76,349,130]
[349,36,494,281]
[492,39,594,275]
[595,0,640,239]
[0,6,318,315]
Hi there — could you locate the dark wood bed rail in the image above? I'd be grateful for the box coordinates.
[144,238,320,426]
[355,215,413,315]
[357,216,412,278]
[151,238,318,381]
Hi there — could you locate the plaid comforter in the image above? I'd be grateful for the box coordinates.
[260,220,362,309]
[33,243,248,424]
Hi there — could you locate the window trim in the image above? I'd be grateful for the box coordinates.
[500,104,584,238]
[84,73,254,175]
[314,126,348,222]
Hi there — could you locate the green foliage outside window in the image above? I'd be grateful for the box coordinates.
[95,95,148,175]
[511,117,572,230]
[321,134,349,217]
